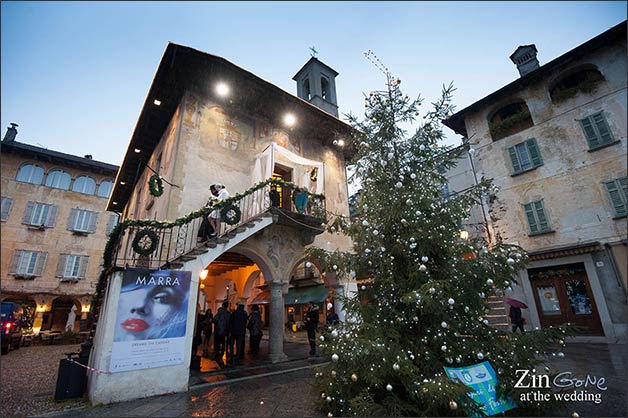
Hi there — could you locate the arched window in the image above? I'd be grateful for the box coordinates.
[96,180,114,198]
[45,170,72,190]
[488,101,534,141]
[72,176,96,195]
[16,164,44,185]
[550,67,605,103]
[302,79,311,101]
[321,76,329,101]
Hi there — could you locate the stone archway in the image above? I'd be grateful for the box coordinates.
[48,297,81,332]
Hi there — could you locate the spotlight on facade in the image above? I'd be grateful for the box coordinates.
[153,99,162,106]
[215,82,230,97]
[82,305,91,313]
[199,269,209,281]
[283,113,296,127]
[134,148,141,154]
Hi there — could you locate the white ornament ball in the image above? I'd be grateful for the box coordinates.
[483,319,489,325]
[477,352,484,360]
[320,335,325,341]
[305,261,312,268]
[558,352,565,358]
[328,413,333,418]
[373,229,379,236]
[429,287,436,294]
[448,298,455,305]
[351,373,358,382]
[571,413,579,418]
[331,370,337,378]
[361,285,366,290]
[405,199,413,205]
[260,401,264,405]
[362,219,369,226]
[331,330,339,338]
[441,321,448,328]
[507,257,515,265]
[326,396,332,403]
[327,302,333,310]
[449,400,458,410]
[331,354,339,362]
[393,363,400,371]
[395,182,403,189]
[486,279,494,286]
[441,345,447,352]
[421,256,429,262]
[386,384,393,392]
[365,248,371,254]
[419,264,427,272]
[410,173,417,179]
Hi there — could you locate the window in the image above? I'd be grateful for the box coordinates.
[488,102,534,141]
[1,197,13,221]
[550,67,604,103]
[523,199,552,235]
[579,112,615,150]
[16,164,44,185]
[8,250,48,277]
[22,202,58,228]
[508,138,543,174]
[321,76,329,101]
[72,176,96,195]
[56,254,89,280]
[106,213,120,235]
[96,180,114,198]
[45,170,72,190]
[302,78,311,101]
[604,177,627,218]
[67,208,98,233]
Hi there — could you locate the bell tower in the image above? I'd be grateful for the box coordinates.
[293,55,339,117]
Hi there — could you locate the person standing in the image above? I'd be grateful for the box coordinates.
[509,305,525,334]
[229,301,248,363]
[208,184,230,238]
[305,303,319,356]
[213,301,231,365]
[247,305,263,354]
[269,184,281,207]
[202,308,213,357]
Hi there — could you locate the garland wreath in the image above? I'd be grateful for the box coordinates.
[221,203,242,225]
[132,228,159,255]
[149,174,164,197]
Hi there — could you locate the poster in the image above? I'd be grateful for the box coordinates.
[444,361,516,416]
[109,269,192,372]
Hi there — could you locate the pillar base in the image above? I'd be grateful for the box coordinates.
[270,352,289,363]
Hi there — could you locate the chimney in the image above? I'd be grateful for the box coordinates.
[3,123,18,142]
[510,45,540,77]
[84,155,93,160]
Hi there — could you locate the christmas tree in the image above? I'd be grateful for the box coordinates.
[308,55,573,417]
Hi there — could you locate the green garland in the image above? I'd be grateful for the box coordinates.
[131,228,159,255]
[221,203,241,225]
[149,174,164,197]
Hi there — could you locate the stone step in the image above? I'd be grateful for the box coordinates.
[189,248,209,256]
[179,255,197,262]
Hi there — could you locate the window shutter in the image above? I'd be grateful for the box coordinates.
[8,250,23,274]
[526,138,543,167]
[592,113,613,145]
[534,200,550,232]
[106,214,119,235]
[56,255,68,277]
[45,205,58,228]
[524,203,539,234]
[580,117,600,148]
[78,256,89,279]
[605,180,627,217]
[67,209,78,230]
[22,201,35,224]
[88,211,99,233]
[508,146,522,173]
[34,252,47,276]
[1,197,13,221]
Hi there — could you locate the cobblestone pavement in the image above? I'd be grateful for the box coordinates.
[1,343,86,418]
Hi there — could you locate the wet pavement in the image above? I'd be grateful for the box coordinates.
[27,341,628,417]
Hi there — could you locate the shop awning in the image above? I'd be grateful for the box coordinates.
[250,290,271,305]
[285,285,328,305]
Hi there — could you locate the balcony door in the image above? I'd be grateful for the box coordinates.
[273,164,293,211]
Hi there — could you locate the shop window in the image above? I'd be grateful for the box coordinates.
[45,170,71,190]
[523,199,552,235]
[508,138,543,175]
[488,102,534,141]
[604,177,627,218]
[16,164,44,185]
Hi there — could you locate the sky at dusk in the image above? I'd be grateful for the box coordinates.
[1,1,625,166]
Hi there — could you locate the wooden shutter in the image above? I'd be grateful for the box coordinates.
[34,252,47,276]
[56,254,68,277]
[88,211,99,233]
[580,117,600,149]
[534,200,550,232]
[1,197,13,221]
[524,203,539,234]
[592,113,613,145]
[106,214,119,235]
[22,201,35,225]
[67,208,78,230]
[605,179,627,217]
[8,250,23,274]
[45,205,58,228]
[526,138,543,167]
[508,146,522,174]
[78,256,89,279]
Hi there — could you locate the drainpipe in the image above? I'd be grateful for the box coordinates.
[604,242,627,304]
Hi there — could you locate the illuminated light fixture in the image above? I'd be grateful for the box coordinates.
[153,99,161,106]
[112,201,118,205]
[134,148,141,154]
[119,181,126,185]
[82,305,91,313]
[37,305,46,313]
[199,269,209,281]
[460,230,469,240]
[215,82,230,97]
[283,113,296,127]
[200,283,206,289]
[336,139,345,147]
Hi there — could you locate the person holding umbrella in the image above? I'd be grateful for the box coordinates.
[505,298,527,334]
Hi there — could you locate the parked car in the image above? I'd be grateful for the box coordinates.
[1,302,23,354]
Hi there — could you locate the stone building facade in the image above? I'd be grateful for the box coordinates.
[88,45,355,403]
[1,126,119,336]
[444,21,627,342]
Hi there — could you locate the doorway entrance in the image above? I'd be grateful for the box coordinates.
[529,263,604,335]
[273,164,293,211]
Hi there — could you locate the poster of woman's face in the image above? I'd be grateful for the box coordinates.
[114,269,191,342]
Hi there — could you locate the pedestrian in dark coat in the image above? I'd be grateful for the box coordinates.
[229,302,248,362]
[509,306,525,334]
[305,303,319,356]
[247,305,263,354]
[213,301,231,365]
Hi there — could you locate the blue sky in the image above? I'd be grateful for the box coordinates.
[1,1,625,166]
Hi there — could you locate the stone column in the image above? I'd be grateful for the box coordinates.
[269,280,288,363]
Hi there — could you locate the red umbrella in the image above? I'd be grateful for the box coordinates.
[504,298,528,309]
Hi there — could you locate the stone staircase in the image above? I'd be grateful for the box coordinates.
[485,289,511,332]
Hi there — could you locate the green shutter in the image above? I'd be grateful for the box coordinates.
[526,138,543,167]
[524,203,539,234]
[605,179,627,217]
[534,200,550,232]
[508,146,522,173]
[592,113,613,145]
[580,117,600,149]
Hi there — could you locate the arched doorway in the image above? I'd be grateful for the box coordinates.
[48,297,81,332]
